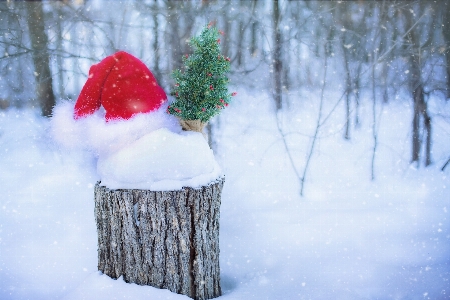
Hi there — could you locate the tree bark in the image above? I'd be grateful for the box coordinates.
[152,0,161,82]
[411,63,422,164]
[221,4,231,60]
[236,2,245,68]
[94,177,224,300]
[446,48,450,98]
[354,63,361,128]
[24,0,55,117]
[250,0,258,57]
[273,0,282,111]
[53,2,65,100]
[443,1,450,98]
[342,39,351,140]
[167,1,182,72]
[405,4,433,167]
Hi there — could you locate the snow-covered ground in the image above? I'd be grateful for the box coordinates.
[1,89,449,299]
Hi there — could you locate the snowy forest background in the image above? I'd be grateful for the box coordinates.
[1,0,450,299]
[1,0,450,170]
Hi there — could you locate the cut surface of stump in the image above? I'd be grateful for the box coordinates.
[94,177,224,300]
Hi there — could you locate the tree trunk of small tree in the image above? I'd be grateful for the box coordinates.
[94,178,224,300]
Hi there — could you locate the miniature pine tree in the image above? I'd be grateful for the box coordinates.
[168,23,236,132]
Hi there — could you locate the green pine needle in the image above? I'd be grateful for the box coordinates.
[168,24,234,123]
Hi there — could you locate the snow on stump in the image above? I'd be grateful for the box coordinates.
[94,177,224,300]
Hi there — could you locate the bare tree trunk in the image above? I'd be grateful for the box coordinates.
[283,38,290,92]
[338,1,365,137]
[71,19,81,97]
[371,59,378,181]
[54,2,65,100]
[94,178,224,300]
[446,50,450,98]
[342,42,352,140]
[424,106,432,166]
[354,63,362,128]
[273,0,282,111]
[250,1,258,56]
[410,60,432,166]
[411,64,422,165]
[221,3,231,60]
[236,2,245,68]
[152,0,161,82]
[167,1,182,72]
[405,3,433,167]
[366,1,385,180]
[25,0,55,117]
[443,1,450,98]
[179,3,195,59]
[382,62,389,103]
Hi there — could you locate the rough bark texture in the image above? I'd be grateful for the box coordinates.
[441,1,450,98]
[272,0,282,111]
[94,178,224,300]
[24,1,55,117]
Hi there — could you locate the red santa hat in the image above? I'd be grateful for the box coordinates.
[74,51,167,121]
[51,51,181,156]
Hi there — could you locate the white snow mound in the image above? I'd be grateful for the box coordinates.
[98,128,222,190]
[63,272,190,300]
[51,101,222,190]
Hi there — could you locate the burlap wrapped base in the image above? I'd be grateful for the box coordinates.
[179,119,206,133]
[179,119,207,139]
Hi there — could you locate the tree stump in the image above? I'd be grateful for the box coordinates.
[94,177,224,300]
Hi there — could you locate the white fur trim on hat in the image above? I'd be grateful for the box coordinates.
[51,100,181,156]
